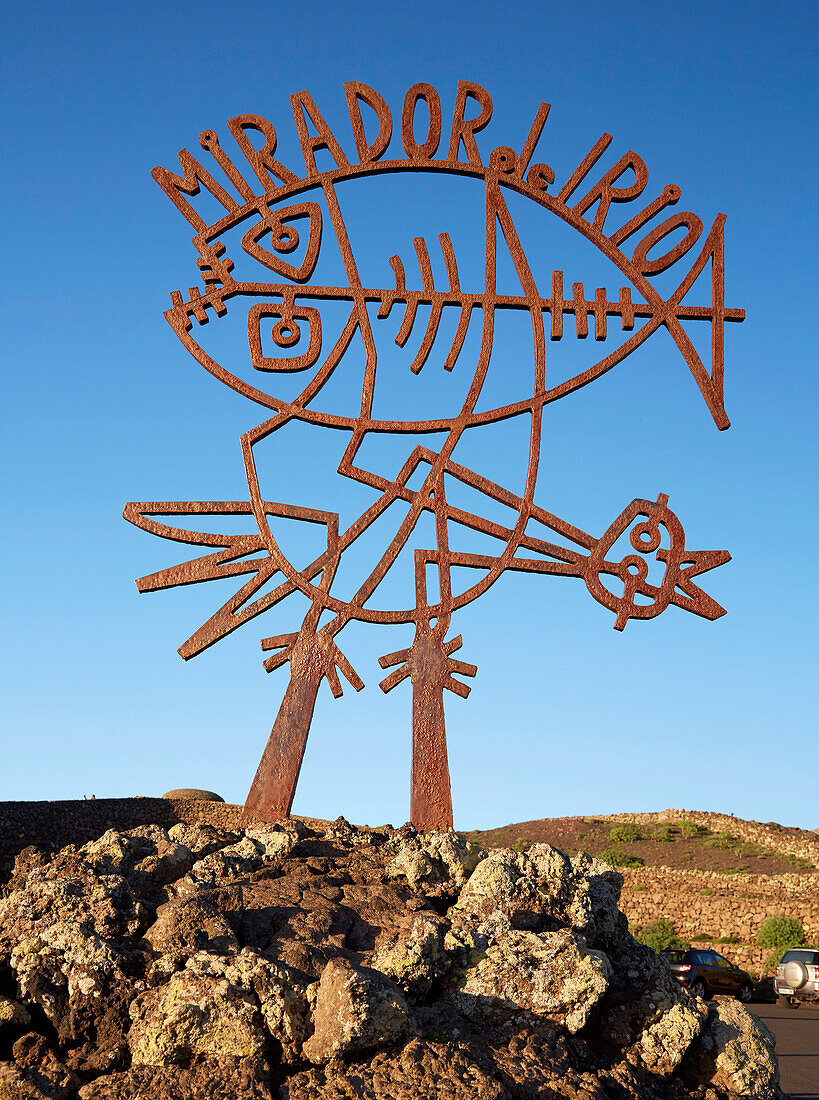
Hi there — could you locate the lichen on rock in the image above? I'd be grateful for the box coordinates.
[455,843,622,941]
[183,948,310,1062]
[685,998,781,1099]
[386,830,485,892]
[128,967,266,1066]
[303,957,409,1064]
[371,916,449,996]
[454,926,611,1032]
[638,996,707,1076]
[0,996,31,1030]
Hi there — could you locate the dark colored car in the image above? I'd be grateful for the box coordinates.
[773,948,819,1007]
[663,948,754,1002]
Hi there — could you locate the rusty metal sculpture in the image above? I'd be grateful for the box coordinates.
[125,82,743,829]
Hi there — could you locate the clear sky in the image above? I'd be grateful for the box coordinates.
[1,1,816,831]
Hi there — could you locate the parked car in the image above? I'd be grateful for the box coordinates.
[662,948,754,1002]
[773,948,819,1008]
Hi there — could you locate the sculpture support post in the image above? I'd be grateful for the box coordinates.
[242,657,323,822]
[242,619,364,823]
[410,668,453,830]
[379,624,476,831]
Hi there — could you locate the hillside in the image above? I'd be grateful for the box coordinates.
[468,811,819,975]
[466,810,818,875]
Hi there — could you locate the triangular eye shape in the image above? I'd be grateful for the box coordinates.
[241,202,323,283]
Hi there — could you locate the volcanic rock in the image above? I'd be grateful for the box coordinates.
[682,997,781,1098]
[76,1055,274,1099]
[302,957,408,1064]
[0,816,784,1099]
[371,916,449,996]
[140,886,242,958]
[386,829,484,893]
[0,997,31,1030]
[127,966,267,1066]
[454,926,612,1032]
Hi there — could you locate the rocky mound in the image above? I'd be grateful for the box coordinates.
[0,818,783,1099]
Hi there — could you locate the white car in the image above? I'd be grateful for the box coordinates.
[774,948,819,1007]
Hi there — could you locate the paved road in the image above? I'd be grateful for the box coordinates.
[750,1004,819,1099]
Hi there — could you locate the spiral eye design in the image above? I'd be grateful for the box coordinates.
[630,517,662,553]
[622,555,649,579]
[271,317,300,347]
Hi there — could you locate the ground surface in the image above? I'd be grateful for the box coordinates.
[466,817,816,875]
[750,1003,819,1100]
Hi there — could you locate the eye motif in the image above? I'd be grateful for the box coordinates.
[241,201,322,283]
[247,302,322,372]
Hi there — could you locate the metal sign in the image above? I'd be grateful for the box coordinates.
[124,81,742,829]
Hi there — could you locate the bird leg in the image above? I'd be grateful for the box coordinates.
[242,606,363,825]
[380,621,476,831]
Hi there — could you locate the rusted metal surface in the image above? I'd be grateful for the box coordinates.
[125,82,743,829]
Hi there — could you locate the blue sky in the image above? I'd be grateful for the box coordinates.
[1,1,816,831]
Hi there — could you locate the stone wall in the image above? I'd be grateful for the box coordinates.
[620,865,819,975]
[0,798,328,880]
[608,809,819,865]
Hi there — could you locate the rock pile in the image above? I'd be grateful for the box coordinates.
[0,818,783,1098]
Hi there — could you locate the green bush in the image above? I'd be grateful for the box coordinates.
[691,933,714,941]
[607,824,643,844]
[652,824,675,842]
[700,888,716,896]
[717,935,740,944]
[424,1029,454,1048]
[759,916,808,973]
[599,848,644,868]
[631,883,648,892]
[783,853,815,870]
[636,918,687,952]
[677,820,702,838]
[512,837,532,853]
[706,832,741,850]
[757,916,806,950]
[706,833,767,859]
